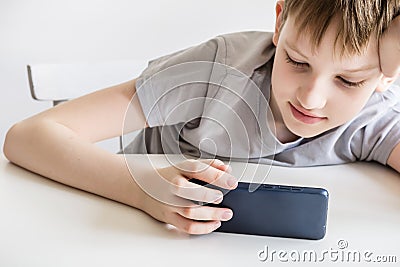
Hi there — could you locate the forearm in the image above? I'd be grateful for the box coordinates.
[3,119,145,209]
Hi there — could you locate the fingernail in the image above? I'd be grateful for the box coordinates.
[214,221,221,229]
[215,159,225,166]
[227,177,238,187]
[214,194,223,204]
[222,210,233,220]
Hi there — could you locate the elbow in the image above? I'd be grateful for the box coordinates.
[3,122,27,163]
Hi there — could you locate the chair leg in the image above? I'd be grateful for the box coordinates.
[53,100,64,106]
[119,135,123,151]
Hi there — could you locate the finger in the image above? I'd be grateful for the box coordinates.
[169,212,222,235]
[170,176,224,204]
[176,160,238,189]
[200,158,233,174]
[175,205,233,221]
[379,16,400,78]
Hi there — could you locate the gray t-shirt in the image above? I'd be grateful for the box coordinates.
[123,31,400,167]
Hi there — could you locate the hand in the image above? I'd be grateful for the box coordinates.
[379,15,400,80]
[137,158,238,235]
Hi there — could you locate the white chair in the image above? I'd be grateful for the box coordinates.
[27,60,147,152]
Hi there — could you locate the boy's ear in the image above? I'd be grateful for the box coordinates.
[376,75,397,92]
[273,0,285,46]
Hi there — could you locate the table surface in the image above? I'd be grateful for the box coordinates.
[1,154,399,267]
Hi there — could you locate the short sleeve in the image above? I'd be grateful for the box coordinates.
[133,31,275,128]
[350,86,400,165]
[134,36,227,127]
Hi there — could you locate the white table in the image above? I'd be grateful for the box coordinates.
[1,154,399,266]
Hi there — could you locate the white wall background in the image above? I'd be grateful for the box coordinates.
[0,0,277,151]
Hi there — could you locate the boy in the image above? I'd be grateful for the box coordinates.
[3,0,400,235]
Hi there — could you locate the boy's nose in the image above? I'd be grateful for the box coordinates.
[296,78,327,110]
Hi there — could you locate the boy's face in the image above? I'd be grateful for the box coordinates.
[270,6,385,140]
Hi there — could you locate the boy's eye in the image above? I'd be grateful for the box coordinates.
[284,50,366,88]
[285,52,308,68]
[338,77,366,88]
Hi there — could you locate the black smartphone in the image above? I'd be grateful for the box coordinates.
[191,179,329,240]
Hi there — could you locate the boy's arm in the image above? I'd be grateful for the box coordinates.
[3,79,148,207]
[387,142,400,173]
[3,79,234,234]
[380,16,400,173]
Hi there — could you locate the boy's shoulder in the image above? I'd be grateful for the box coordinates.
[142,31,276,79]
[389,82,400,99]
[372,83,400,107]
[216,30,274,43]
[212,31,276,76]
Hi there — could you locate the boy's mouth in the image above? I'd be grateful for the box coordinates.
[289,103,327,124]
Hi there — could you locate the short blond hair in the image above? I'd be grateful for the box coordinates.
[281,0,400,56]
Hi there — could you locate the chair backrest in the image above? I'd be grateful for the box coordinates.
[27,60,148,152]
[27,60,148,106]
